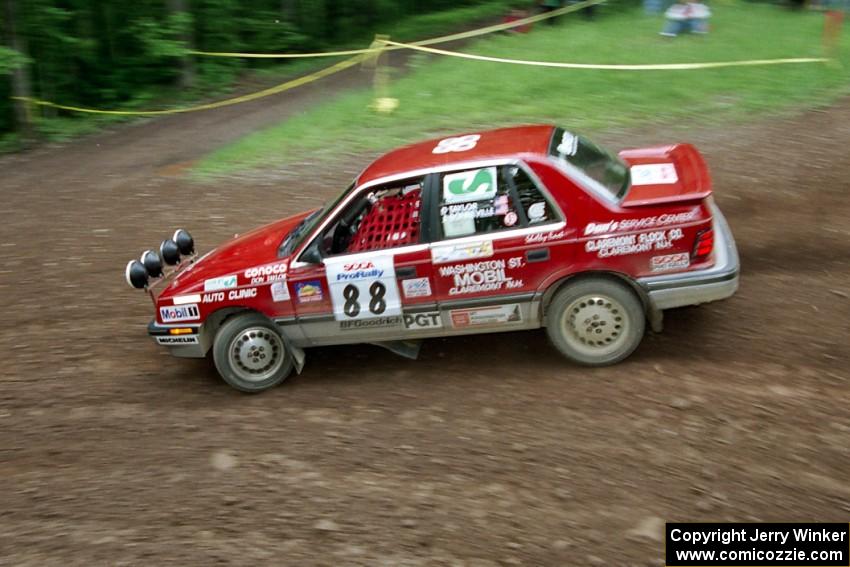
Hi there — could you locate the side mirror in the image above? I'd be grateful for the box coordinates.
[299,240,322,265]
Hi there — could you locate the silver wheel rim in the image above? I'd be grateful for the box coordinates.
[560,294,630,358]
[228,327,286,383]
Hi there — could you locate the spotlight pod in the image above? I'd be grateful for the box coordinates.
[125,260,149,289]
[141,249,163,278]
[159,238,181,266]
[173,229,194,256]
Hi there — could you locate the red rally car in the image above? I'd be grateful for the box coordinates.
[125,125,739,392]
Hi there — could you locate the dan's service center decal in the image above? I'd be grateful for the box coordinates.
[323,254,402,322]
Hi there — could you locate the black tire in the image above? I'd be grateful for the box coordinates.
[212,313,294,393]
[545,278,645,366]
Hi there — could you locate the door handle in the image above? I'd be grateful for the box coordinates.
[526,248,550,263]
[397,266,417,278]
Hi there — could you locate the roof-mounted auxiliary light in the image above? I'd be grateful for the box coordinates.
[159,238,181,266]
[125,260,149,289]
[173,229,194,256]
[141,249,163,278]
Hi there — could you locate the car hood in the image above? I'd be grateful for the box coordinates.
[160,210,314,299]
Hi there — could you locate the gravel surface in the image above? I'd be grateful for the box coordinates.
[1,77,848,565]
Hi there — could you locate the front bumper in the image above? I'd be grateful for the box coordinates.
[638,203,740,310]
[147,320,206,358]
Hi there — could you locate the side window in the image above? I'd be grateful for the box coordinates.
[506,165,557,226]
[437,164,557,239]
[321,178,423,256]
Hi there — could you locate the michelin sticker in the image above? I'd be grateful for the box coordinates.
[204,275,237,292]
[323,254,402,321]
[630,163,679,186]
[431,240,493,264]
[156,335,199,345]
[402,277,432,299]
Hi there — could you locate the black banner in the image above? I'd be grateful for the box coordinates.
[666,523,849,566]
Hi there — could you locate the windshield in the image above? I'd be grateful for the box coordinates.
[549,128,630,199]
[278,182,355,256]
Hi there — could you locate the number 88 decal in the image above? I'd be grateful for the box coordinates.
[342,282,387,318]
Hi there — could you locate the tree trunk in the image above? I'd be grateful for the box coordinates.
[2,0,34,144]
[167,0,195,89]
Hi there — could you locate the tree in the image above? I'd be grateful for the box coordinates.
[168,0,195,88]
[2,0,33,143]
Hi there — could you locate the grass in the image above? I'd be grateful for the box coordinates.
[193,1,850,178]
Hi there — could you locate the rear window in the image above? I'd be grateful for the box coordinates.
[549,128,630,199]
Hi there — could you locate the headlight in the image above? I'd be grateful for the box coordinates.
[125,260,149,289]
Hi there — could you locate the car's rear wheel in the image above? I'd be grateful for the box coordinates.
[212,313,293,393]
[546,278,645,366]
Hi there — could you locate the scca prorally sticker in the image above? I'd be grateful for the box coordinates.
[585,228,684,258]
[244,262,288,284]
[156,335,199,345]
[584,211,698,236]
[402,277,432,298]
[403,312,442,330]
[438,257,525,296]
[450,304,522,328]
[270,281,290,302]
[160,304,200,323]
[204,275,237,292]
[432,134,480,154]
[443,167,498,205]
[651,253,690,272]
[630,163,678,186]
[323,256,402,322]
[431,240,493,264]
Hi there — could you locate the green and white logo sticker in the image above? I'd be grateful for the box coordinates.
[443,167,498,204]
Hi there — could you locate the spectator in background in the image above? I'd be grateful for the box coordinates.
[660,0,711,36]
[540,0,563,24]
[644,0,666,14]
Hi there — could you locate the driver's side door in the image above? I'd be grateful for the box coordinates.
[286,174,440,347]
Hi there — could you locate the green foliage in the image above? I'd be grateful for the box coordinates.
[194,2,850,177]
[0,46,28,74]
[0,0,537,139]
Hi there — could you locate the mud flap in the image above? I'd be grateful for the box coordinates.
[370,340,422,360]
[288,342,306,374]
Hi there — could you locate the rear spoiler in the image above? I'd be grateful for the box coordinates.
[618,144,712,207]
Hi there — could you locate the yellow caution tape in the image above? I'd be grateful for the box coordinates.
[12,54,364,115]
[189,0,606,59]
[382,39,830,71]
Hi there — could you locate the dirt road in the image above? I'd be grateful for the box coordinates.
[1,70,849,565]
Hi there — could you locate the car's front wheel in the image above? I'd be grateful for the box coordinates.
[546,278,645,366]
[212,313,294,393]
